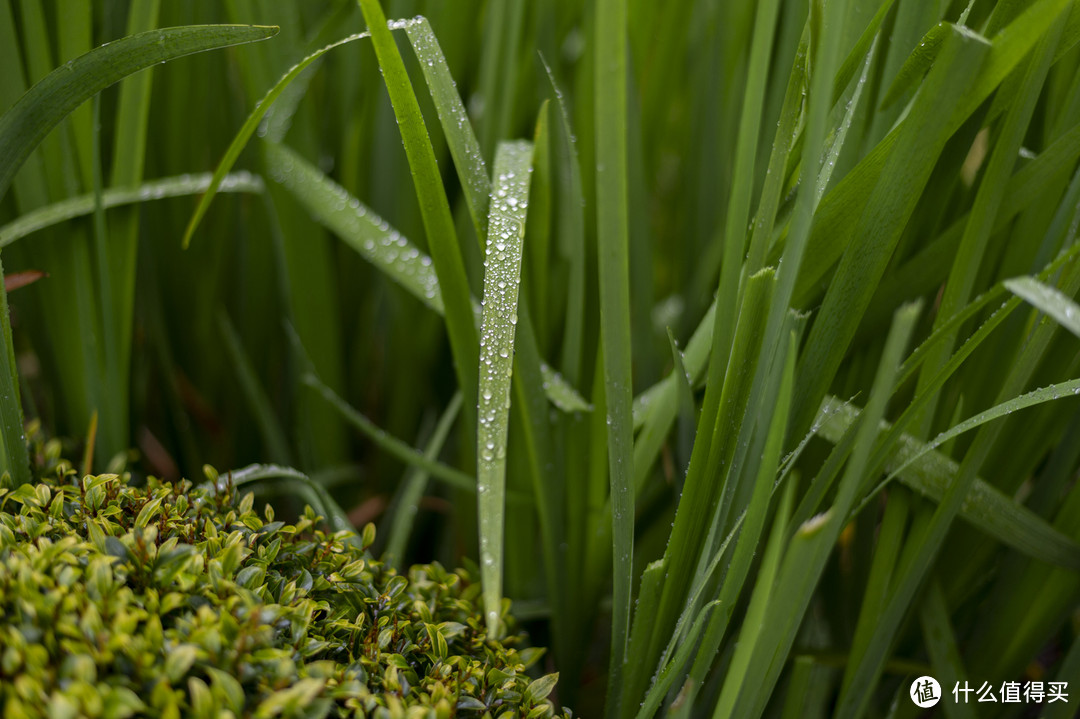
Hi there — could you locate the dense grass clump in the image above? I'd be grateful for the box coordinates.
[0,452,562,719]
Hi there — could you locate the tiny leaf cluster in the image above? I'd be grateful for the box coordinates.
[0,459,566,719]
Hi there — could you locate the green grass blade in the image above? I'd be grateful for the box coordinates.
[911,22,1061,438]
[835,260,1080,719]
[792,26,991,435]
[738,301,921,718]
[217,311,293,467]
[105,0,161,464]
[595,0,634,701]
[357,0,479,430]
[632,600,722,719]
[0,253,28,490]
[541,58,587,387]
[817,395,1080,570]
[838,488,910,699]
[0,172,263,248]
[181,29,370,249]
[0,24,277,201]
[711,473,797,719]
[401,18,490,245]
[225,463,357,542]
[384,392,462,568]
[1005,276,1080,339]
[792,0,1074,306]
[701,0,781,382]
[476,139,533,638]
[264,140,588,413]
[667,328,696,474]
[918,581,977,719]
[263,142,443,312]
[303,371,508,498]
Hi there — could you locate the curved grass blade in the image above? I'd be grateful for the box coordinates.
[476,140,533,638]
[792,26,991,436]
[818,395,1080,570]
[181,29,371,248]
[540,363,592,412]
[792,0,1075,306]
[0,24,277,201]
[184,16,489,252]
[1005,276,1080,338]
[302,371,518,500]
[0,172,263,248]
[632,600,721,719]
[711,474,797,719]
[264,141,589,412]
[263,142,442,312]
[540,57,587,387]
[224,463,356,542]
[879,21,950,110]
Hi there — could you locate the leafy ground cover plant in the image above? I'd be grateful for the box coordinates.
[1,0,1080,717]
[0,438,564,719]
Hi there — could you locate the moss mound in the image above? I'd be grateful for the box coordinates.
[0,466,566,719]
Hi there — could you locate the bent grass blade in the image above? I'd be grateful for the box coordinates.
[0,172,263,248]
[818,394,1080,570]
[1005,275,1080,339]
[0,23,278,201]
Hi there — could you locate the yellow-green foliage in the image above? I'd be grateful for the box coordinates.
[0,465,564,719]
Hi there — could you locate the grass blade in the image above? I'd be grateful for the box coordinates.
[792,26,991,435]
[303,371,503,498]
[225,463,356,542]
[1005,276,1080,339]
[0,172,263,248]
[357,0,479,431]
[738,301,921,718]
[476,140,533,638]
[217,311,292,466]
[383,393,462,568]
[263,142,443,312]
[181,28,370,249]
[817,396,1080,570]
[0,24,278,201]
[594,0,635,705]
[401,18,490,244]
[0,253,28,489]
[265,141,589,412]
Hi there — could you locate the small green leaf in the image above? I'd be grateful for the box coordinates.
[525,673,559,702]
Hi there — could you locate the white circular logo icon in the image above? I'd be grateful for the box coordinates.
[910,676,941,708]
